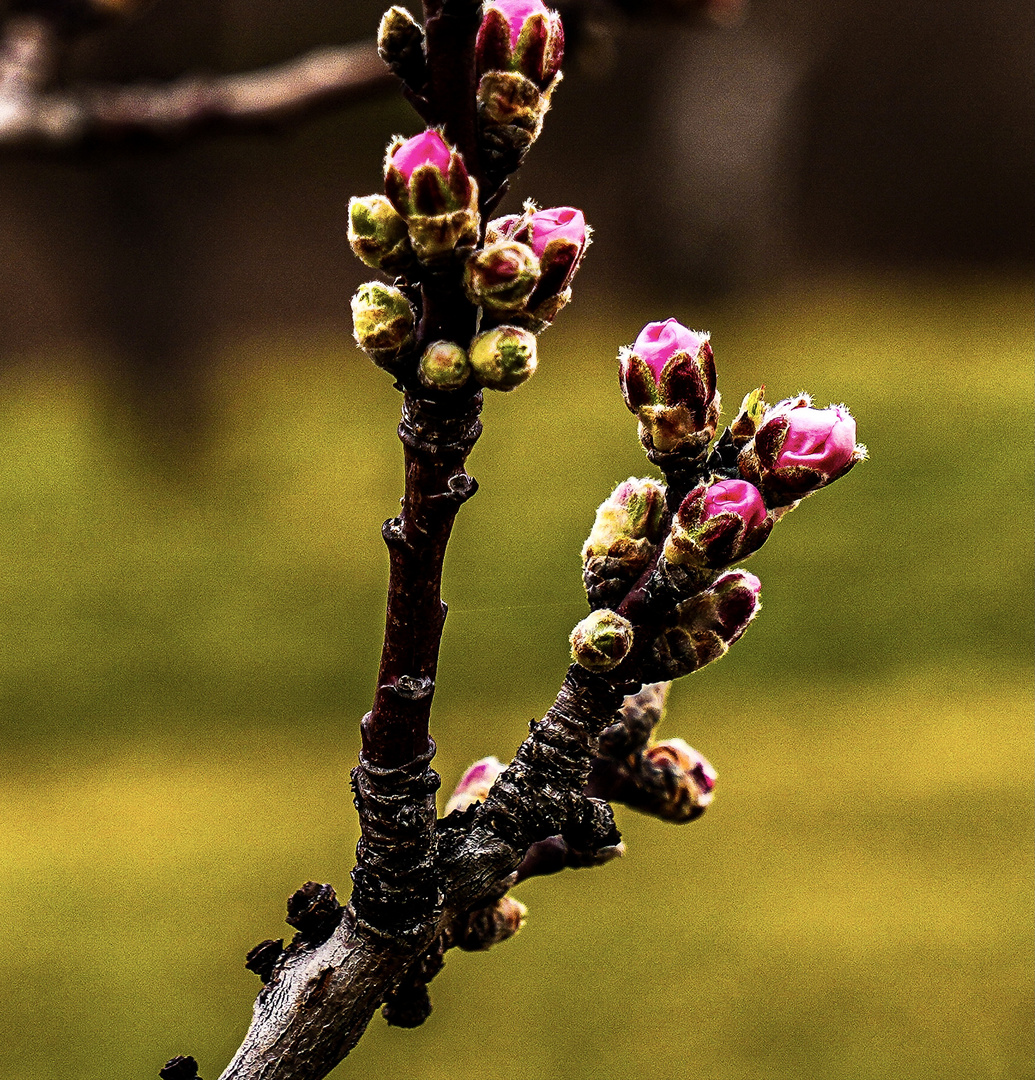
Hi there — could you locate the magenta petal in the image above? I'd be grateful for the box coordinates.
[391,130,452,182]
[702,479,767,530]
[490,0,551,48]
[527,207,586,259]
[633,319,708,384]
[776,406,857,472]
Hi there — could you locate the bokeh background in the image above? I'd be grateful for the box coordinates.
[1,2,1032,1078]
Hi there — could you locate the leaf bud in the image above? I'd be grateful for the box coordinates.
[730,385,767,442]
[468,325,538,391]
[570,609,634,673]
[347,194,415,276]
[463,240,541,312]
[582,477,667,608]
[418,340,471,391]
[377,6,426,88]
[351,282,416,371]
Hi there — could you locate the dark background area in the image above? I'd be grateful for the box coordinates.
[1,0,1031,429]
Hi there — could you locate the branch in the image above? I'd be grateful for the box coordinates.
[0,21,393,146]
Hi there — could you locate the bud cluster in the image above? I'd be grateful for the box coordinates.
[348,3,582,395]
[567,318,865,687]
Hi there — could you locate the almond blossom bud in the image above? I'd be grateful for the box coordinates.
[619,319,720,458]
[347,194,415,276]
[582,477,667,608]
[384,129,479,262]
[570,609,634,672]
[377,6,426,88]
[642,739,716,822]
[445,756,507,816]
[476,0,565,89]
[475,3,564,180]
[664,479,772,571]
[650,569,762,680]
[418,341,471,390]
[463,241,541,312]
[454,895,528,951]
[469,325,538,391]
[739,395,866,508]
[351,282,416,371]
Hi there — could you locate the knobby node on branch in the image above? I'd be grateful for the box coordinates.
[117,1,865,1077]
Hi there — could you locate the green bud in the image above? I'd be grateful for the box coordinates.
[464,240,541,312]
[570,609,634,673]
[351,282,416,370]
[469,325,538,391]
[418,341,471,390]
[348,195,415,276]
[730,385,767,442]
[582,477,668,609]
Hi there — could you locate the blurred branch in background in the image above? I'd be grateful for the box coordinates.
[0,12,390,145]
[0,0,736,146]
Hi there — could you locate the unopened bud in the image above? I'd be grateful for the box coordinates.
[469,325,538,391]
[664,479,772,572]
[506,205,590,327]
[384,129,480,262]
[377,6,426,87]
[570,609,634,672]
[348,194,415,276]
[351,282,416,370]
[454,895,527,951]
[418,341,471,390]
[582,477,667,608]
[739,396,867,508]
[619,319,720,457]
[650,570,762,679]
[476,0,565,89]
[643,739,716,822]
[445,756,506,816]
[464,241,541,312]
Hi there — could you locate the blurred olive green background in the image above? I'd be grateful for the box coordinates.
[1,276,1032,1079]
[1,1,1034,1078]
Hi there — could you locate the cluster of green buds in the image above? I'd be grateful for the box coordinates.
[348,2,582,396]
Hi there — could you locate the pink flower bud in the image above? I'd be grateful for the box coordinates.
[665,480,772,571]
[633,319,710,385]
[702,479,768,531]
[383,129,479,260]
[389,129,452,182]
[618,319,719,456]
[477,0,564,88]
[445,756,507,816]
[740,395,866,506]
[775,404,857,473]
[526,206,586,259]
